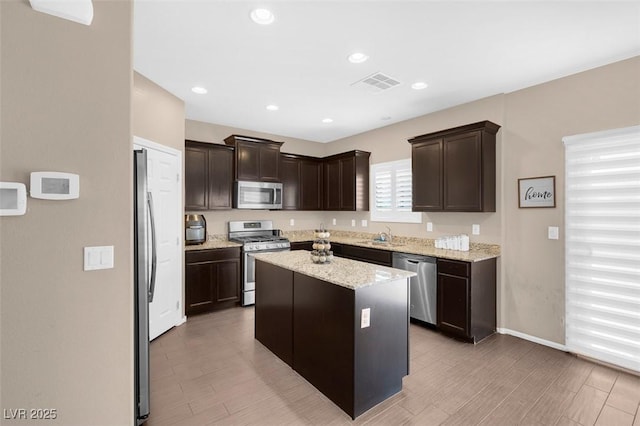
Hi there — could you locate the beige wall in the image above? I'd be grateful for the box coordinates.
[185,119,327,235]
[323,94,505,244]
[501,56,640,344]
[0,1,134,425]
[186,119,327,157]
[133,72,185,151]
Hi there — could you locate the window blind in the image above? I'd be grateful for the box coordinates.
[563,125,640,373]
[370,159,421,223]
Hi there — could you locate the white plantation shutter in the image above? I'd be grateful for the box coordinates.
[371,159,421,223]
[563,125,640,373]
[374,169,392,211]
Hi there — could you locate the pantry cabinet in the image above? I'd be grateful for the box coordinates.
[409,121,500,212]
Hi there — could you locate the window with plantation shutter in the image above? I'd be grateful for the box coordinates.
[563,125,640,373]
[370,159,422,223]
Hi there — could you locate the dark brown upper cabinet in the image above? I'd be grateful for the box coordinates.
[185,140,233,211]
[408,121,500,212]
[280,154,323,211]
[224,135,284,182]
[323,150,370,211]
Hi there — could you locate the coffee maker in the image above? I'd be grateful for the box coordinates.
[185,214,206,245]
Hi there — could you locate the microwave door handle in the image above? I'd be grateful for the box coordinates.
[147,191,158,302]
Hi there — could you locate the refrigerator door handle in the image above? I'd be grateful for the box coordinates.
[147,191,158,302]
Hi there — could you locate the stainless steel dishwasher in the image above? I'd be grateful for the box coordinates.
[392,253,437,325]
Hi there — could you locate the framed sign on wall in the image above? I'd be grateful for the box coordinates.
[518,176,556,208]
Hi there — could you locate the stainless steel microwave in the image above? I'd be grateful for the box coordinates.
[234,181,283,210]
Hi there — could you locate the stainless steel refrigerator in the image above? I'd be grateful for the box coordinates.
[134,148,157,425]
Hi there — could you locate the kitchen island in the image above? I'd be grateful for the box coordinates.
[253,250,416,420]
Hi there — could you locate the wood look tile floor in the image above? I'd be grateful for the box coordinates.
[147,307,640,426]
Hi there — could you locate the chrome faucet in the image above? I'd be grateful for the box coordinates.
[379,226,393,242]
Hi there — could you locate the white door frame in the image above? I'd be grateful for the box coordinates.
[134,136,186,331]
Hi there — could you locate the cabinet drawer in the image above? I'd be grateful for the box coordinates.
[290,241,313,251]
[342,245,393,266]
[186,247,241,264]
[437,259,470,277]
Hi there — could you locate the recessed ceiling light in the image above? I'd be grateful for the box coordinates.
[191,86,207,94]
[250,8,275,25]
[348,52,369,64]
[322,118,333,124]
[411,81,428,90]
[266,104,279,111]
[381,116,392,121]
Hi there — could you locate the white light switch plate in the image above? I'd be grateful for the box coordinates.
[289,218,295,226]
[548,226,559,240]
[351,219,356,227]
[361,219,368,227]
[361,308,371,328]
[332,218,337,226]
[84,246,114,271]
[472,224,480,235]
[427,222,433,232]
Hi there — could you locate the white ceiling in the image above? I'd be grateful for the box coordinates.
[133,1,640,143]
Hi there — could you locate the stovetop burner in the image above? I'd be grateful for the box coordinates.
[230,235,288,244]
[228,220,290,252]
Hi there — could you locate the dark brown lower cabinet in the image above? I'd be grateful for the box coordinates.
[254,261,294,366]
[293,241,392,266]
[185,247,241,316]
[437,258,496,343]
[339,244,393,266]
[255,260,409,419]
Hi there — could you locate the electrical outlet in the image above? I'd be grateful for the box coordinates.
[332,218,337,226]
[351,219,356,227]
[427,222,433,232]
[548,226,559,240]
[289,218,295,226]
[361,219,368,227]
[361,308,371,328]
[472,224,480,235]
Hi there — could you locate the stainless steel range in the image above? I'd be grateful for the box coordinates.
[228,220,290,306]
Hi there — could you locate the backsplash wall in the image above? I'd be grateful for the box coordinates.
[189,209,326,237]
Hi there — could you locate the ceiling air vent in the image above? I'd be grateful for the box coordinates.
[351,72,402,93]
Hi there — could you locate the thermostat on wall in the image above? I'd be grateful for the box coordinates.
[30,171,79,200]
[0,182,27,216]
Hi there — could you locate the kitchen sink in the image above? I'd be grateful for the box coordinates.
[357,240,406,248]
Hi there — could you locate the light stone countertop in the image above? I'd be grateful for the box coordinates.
[184,230,501,263]
[283,230,500,263]
[253,250,416,290]
[185,237,242,251]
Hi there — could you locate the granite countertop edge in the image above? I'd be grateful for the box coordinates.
[253,250,416,290]
[185,239,242,251]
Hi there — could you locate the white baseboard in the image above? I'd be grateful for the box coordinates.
[497,327,567,352]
